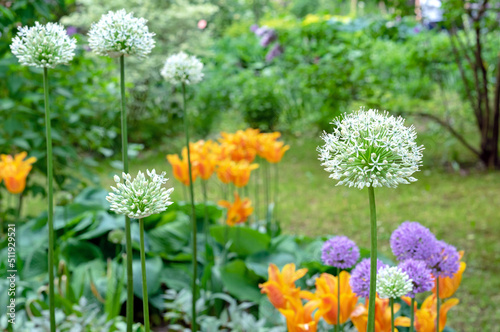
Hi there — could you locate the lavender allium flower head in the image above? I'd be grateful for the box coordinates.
[376,266,413,299]
[88,9,155,58]
[391,221,438,261]
[265,44,283,62]
[350,258,387,298]
[10,22,76,68]
[106,169,174,219]
[250,24,259,32]
[318,108,424,189]
[161,51,204,85]
[255,26,272,37]
[426,240,460,278]
[398,259,434,298]
[321,236,360,269]
[260,29,277,47]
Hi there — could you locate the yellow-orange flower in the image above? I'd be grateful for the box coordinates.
[256,132,281,158]
[350,295,410,332]
[259,263,309,310]
[183,140,218,181]
[166,154,198,186]
[0,152,37,194]
[433,251,466,299]
[279,295,321,332]
[215,160,259,187]
[261,140,290,163]
[219,129,260,163]
[218,192,253,226]
[401,295,459,332]
[311,271,358,325]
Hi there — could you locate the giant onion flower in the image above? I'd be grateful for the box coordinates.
[391,221,438,261]
[106,169,174,219]
[318,108,424,189]
[10,22,76,68]
[88,9,155,58]
[398,259,434,298]
[376,266,413,299]
[350,258,387,298]
[160,51,204,85]
[321,236,360,269]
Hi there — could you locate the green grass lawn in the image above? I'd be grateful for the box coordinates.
[104,135,500,331]
[14,133,500,330]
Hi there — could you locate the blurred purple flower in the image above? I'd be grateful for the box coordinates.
[426,240,460,278]
[390,221,438,261]
[260,30,277,47]
[250,24,259,32]
[350,258,387,298]
[398,259,434,298]
[255,26,272,37]
[265,43,282,62]
[321,235,360,269]
[66,26,77,36]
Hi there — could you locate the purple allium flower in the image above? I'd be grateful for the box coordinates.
[398,259,434,298]
[321,235,360,269]
[67,26,77,36]
[426,240,460,278]
[255,26,272,37]
[250,24,259,32]
[260,30,277,47]
[350,258,387,298]
[265,44,283,62]
[390,221,438,261]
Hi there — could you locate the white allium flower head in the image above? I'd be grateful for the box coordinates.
[376,266,413,299]
[88,9,155,58]
[106,169,174,219]
[160,51,204,85]
[318,108,424,189]
[10,22,76,68]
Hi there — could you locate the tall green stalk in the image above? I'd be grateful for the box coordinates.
[182,83,198,331]
[410,298,415,332]
[120,55,134,332]
[139,218,150,332]
[43,67,56,332]
[436,281,440,332]
[390,298,395,332]
[367,186,377,332]
[264,161,271,235]
[336,267,340,332]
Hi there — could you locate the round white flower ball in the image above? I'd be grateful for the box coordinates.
[160,51,204,85]
[318,108,424,189]
[376,266,413,299]
[88,9,155,58]
[10,22,76,68]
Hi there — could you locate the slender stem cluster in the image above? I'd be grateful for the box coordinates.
[120,56,134,332]
[182,83,198,331]
[43,67,56,332]
[139,219,150,332]
[367,186,377,332]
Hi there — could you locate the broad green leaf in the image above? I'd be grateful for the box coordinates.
[218,259,262,302]
[133,256,163,300]
[210,225,270,257]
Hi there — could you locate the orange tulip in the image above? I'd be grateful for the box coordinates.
[183,140,218,181]
[312,271,359,325]
[433,251,466,299]
[259,263,310,310]
[215,159,233,184]
[350,295,410,332]
[215,160,259,187]
[261,140,290,163]
[218,192,253,226]
[219,129,260,163]
[401,295,459,332]
[230,161,259,187]
[166,154,197,186]
[0,152,37,194]
[256,132,281,158]
[279,295,321,332]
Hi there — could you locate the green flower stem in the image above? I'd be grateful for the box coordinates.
[139,218,150,332]
[410,297,415,332]
[182,83,198,331]
[436,281,440,332]
[201,180,210,267]
[43,67,56,332]
[367,186,377,332]
[273,163,279,229]
[390,298,395,332]
[254,160,260,221]
[265,161,271,235]
[336,267,340,332]
[120,55,134,332]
